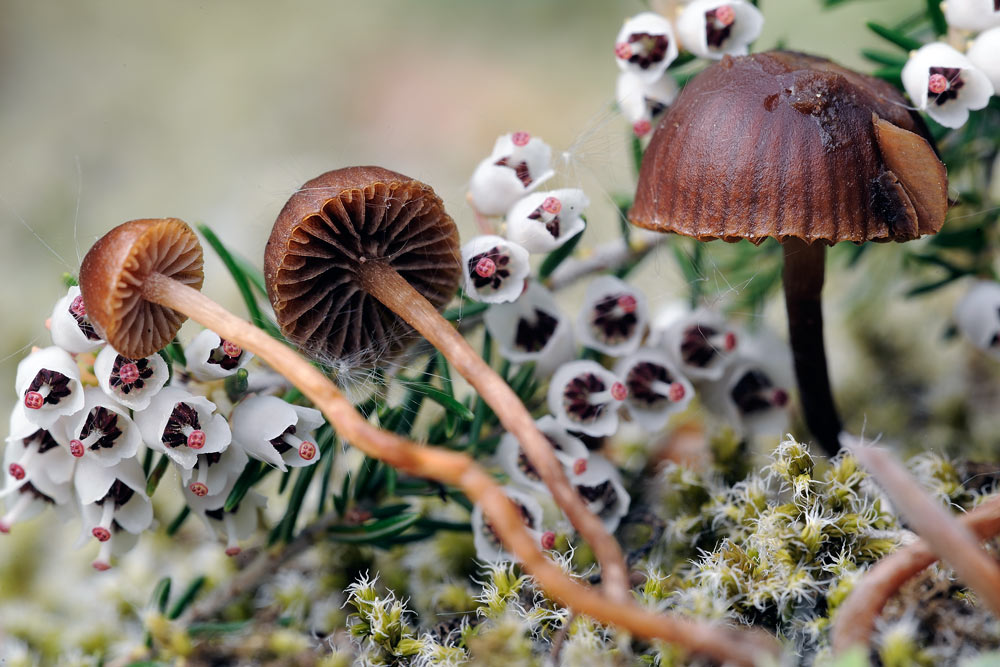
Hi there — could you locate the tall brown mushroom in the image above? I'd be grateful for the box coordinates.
[78,217,780,665]
[265,166,630,598]
[630,51,948,455]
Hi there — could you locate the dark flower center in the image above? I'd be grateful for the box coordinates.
[110,355,153,394]
[928,66,964,106]
[481,499,535,549]
[162,403,202,448]
[207,340,243,370]
[627,32,669,69]
[705,8,734,48]
[577,479,619,519]
[731,369,785,415]
[494,156,532,187]
[563,373,608,423]
[23,428,60,454]
[26,369,71,406]
[69,295,101,341]
[97,479,136,509]
[81,407,123,450]
[468,247,511,291]
[590,294,638,346]
[270,425,296,454]
[527,203,562,239]
[514,308,559,353]
[516,435,564,482]
[679,325,726,368]
[625,361,674,407]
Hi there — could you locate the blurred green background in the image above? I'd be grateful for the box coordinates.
[0,0,915,424]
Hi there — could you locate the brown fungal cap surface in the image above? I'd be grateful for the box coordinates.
[631,51,948,245]
[80,218,204,358]
[266,166,461,366]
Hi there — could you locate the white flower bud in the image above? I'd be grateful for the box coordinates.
[968,27,1000,92]
[616,71,679,137]
[184,329,254,382]
[943,0,1000,31]
[902,42,994,129]
[955,280,1000,360]
[505,189,588,254]
[614,12,679,83]
[460,235,530,304]
[230,395,323,471]
[676,0,764,60]
[49,286,103,354]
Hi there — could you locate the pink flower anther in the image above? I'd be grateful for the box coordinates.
[222,340,242,358]
[611,382,628,401]
[724,331,737,351]
[23,391,44,410]
[541,531,556,550]
[118,362,140,385]
[618,294,638,314]
[511,131,531,147]
[475,256,497,278]
[92,526,111,542]
[298,441,317,461]
[573,458,588,475]
[70,295,87,318]
[928,73,949,94]
[69,440,85,458]
[225,546,241,557]
[92,561,111,571]
[715,5,736,26]
[772,388,789,407]
[615,42,633,60]
[8,464,25,481]
[668,382,687,403]
[541,196,562,215]
[188,482,209,497]
[187,430,206,450]
[633,119,652,136]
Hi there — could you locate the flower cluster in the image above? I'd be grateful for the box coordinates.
[613,2,765,136]
[2,284,326,569]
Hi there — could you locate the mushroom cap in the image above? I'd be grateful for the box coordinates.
[630,51,948,245]
[265,166,461,367]
[79,218,204,358]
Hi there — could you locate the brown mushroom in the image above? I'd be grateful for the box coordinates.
[78,217,779,665]
[266,166,631,598]
[630,51,948,455]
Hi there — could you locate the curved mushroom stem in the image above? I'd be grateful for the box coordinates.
[140,271,778,665]
[782,238,842,456]
[831,493,1000,655]
[358,260,630,600]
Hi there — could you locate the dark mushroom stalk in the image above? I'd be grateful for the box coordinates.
[265,167,630,598]
[79,218,778,665]
[630,51,948,456]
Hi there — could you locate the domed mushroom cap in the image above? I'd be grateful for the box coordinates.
[265,166,461,366]
[79,218,204,359]
[631,51,948,244]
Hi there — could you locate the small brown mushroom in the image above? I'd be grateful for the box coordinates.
[78,217,779,665]
[630,51,948,455]
[266,166,631,598]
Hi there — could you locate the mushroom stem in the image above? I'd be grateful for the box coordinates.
[357,260,631,600]
[140,271,777,664]
[831,493,1000,655]
[782,238,842,456]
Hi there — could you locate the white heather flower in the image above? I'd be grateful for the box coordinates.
[658,308,738,380]
[54,387,140,467]
[968,27,1000,92]
[614,348,694,431]
[230,395,323,471]
[185,479,266,556]
[570,455,630,533]
[460,235,530,304]
[180,442,249,498]
[505,188,589,254]
[77,457,153,570]
[615,70,679,137]
[955,280,1000,360]
[902,42,994,128]
[468,132,555,216]
[496,415,590,494]
[943,0,1000,31]
[547,360,627,437]
[676,0,764,60]
[134,386,231,470]
[94,345,168,411]
[184,329,254,382]
[575,275,649,357]
[49,286,104,354]
[4,406,75,494]
[614,12,679,83]
[471,486,548,563]
[483,282,575,375]
[698,357,790,436]
[14,346,85,429]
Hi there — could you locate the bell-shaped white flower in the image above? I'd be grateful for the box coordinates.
[955,280,1000,360]
[184,329,254,382]
[468,132,555,216]
[94,345,168,411]
[968,27,1000,92]
[77,457,152,570]
[483,282,575,376]
[0,475,73,534]
[658,308,738,381]
[614,12,679,83]
[3,406,76,497]
[616,70,679,137]
[14,346,85,429]
[496,415,590,494]
[505,189,589,254]
[902,42,994,129]
[576,276,649,357]
[185,475,266,556]
[230,395,323,471]
[460,235,530,304]
[676,0,764,60]
[547,360,627,437]
[135,387,231,470]
[181,442,249,499]
[943,0,1000,31]
[614,348,694,432]
[471,486,550,563]
[569,455,630,533]
[49,286,104,354]
[54,387,140,467]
